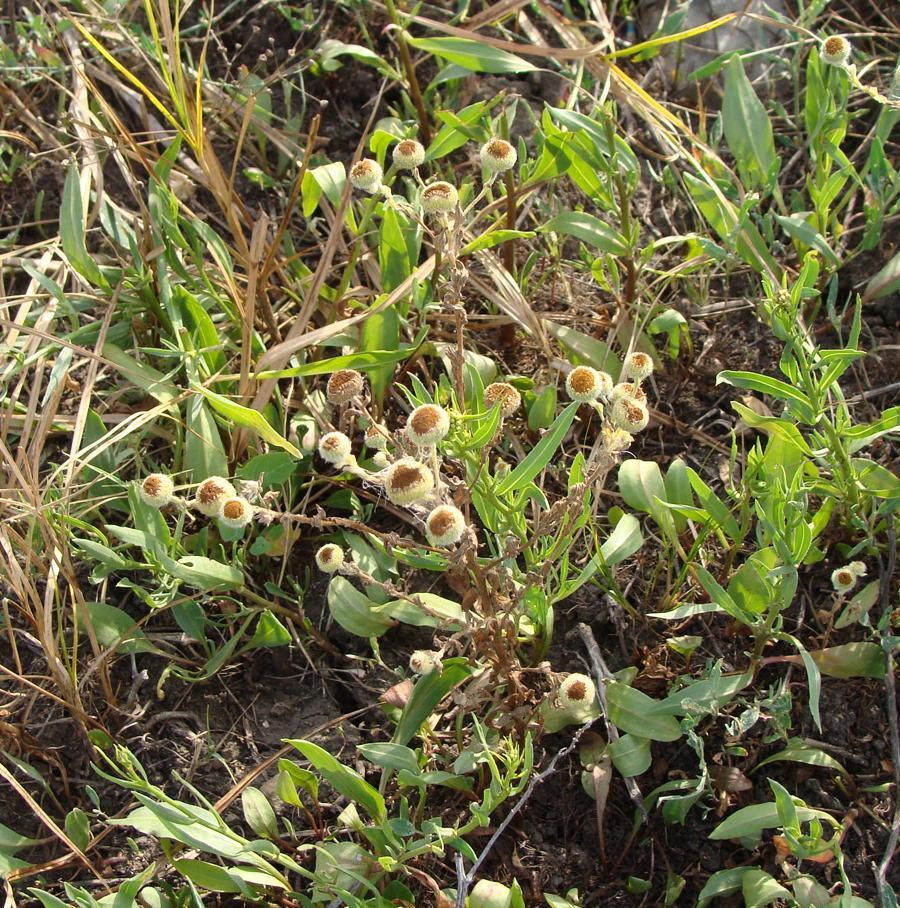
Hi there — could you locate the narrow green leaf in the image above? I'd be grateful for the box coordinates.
[722,57,777,189]
[407,37,537,74]
[542,211,628,255]
[393,657,472,746]
[605,682,682,742]
[496,403,578,495]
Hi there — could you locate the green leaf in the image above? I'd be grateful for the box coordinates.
[528,385,557,431]
[774,213,840,266]
[693,565,751,624]
[245,610,291,649]
[599,513,644,566]
[754,738,849,777]
[194,386,301,457]
[393,657,472,746]
[717,370,815,422]
[605,682,682,742]
[407,37,537,74]
[241,787,278,839]
[185,397,228,481]
[722,56,777,190]
[731,402,812,455]
[357,743,420,775]
[381,593,465,629]
[496,403,578,495]
[863,249,900,302]
[286,740,386,823]
[697,867,754,906]
[159,555,243,591]
[709,801,831,841]
[686,468,742,544]
[807,642,886,679]
[102,344,178,405]
[316,38,399,78]
[608,734,651,776]
[656,669,751,716]
[327,576,394,638]
[61,165,106,286]
[78,601,160,655]
[461,229,535,255]
[742,868,793,908]
[541,211,628,255]
[64,808,90,852]
[546,323,619,373]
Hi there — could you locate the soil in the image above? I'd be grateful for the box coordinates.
[1,2,898,906]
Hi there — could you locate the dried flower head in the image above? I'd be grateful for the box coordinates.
[195,476,236,516]
[611,382,648,404]
[623,352,654,383]
[611,396,650,433]
[421,181,458,215]
[318,431,353,466]
[218,495,254,529]
[406,404,450,447]
[822,35,851,66]
[425,504,466,547]
[566,365,608,403]
[140,473,175,508]
[483,382,521,418]
[349,158,383,193]
[409,649,442,675]
[392,139,425,170]
[384,458,434,506]
[559,672,597,713]
[326,369,364,405]
[479,137,517,174]
[316,543,345,574]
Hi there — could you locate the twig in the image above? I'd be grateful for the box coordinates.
[874,516,899,904]
[455,724,593,907]
[578,622,648,821]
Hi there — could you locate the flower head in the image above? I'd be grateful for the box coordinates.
[559,673,597,713]
[822,35,851,66]
[326,369,365,405]
[195,476,236,517]
[832,562,866,594]
[421,181,458,215]
[611,396,650,433]
[384,458,433,506]
[364,423,390,450]
[622,352,654,383]
[479,137,517,174]
[140,473,175,508]
[316,543,345,574]
[406,404,450,447]
[349,158,383,194]
[372,451,390,469]
[483,382,521,418]
[611,382,648,404]
[566,365,609,403]
[409,650,442,675]
[392,139,425,170]
[318,431,352,466]
[218,496,254,529]
[425,504,466,547]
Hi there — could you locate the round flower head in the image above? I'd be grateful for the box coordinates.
[566,365,607,403]
[318,431,352,466]
[140,473,175,508]
[218,496,254,529]
[384,458,434,506]
[822,35,851,66]
[831,566,859,594]
[623,352,654,383]
[195,476,236,517]
[392,138,425,170]
[611,396,650,433]
[469,880,512,908]
[559,672,597,713]
[364,423,390,450]
[371,450,390,469]
[420,181,458,215]
[316,543,345,574]
[349,158,383,194]
[326,369,364,405]
[406,404,450,447]
[409,650,442,675]
[480,137,517,174]
[483,382,521,418]
[425,504,466,547]
[611,381,648,405]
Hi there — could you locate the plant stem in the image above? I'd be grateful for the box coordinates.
[383,0,431,145]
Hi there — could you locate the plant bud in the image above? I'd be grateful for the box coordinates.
[139,473,175,508]
[409,649,442,675]
[364,423,390,450]
[610,382,648,404]
[425,504,466,547]
[195,476,236,516]
[392,138,425,170]
[372,451,390,469]
[384,458,433,506]
[559,673,597,713]
[406,404,450,447]
[479,137,517,174]
[421,181,458,215]
[349,158,383,193]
